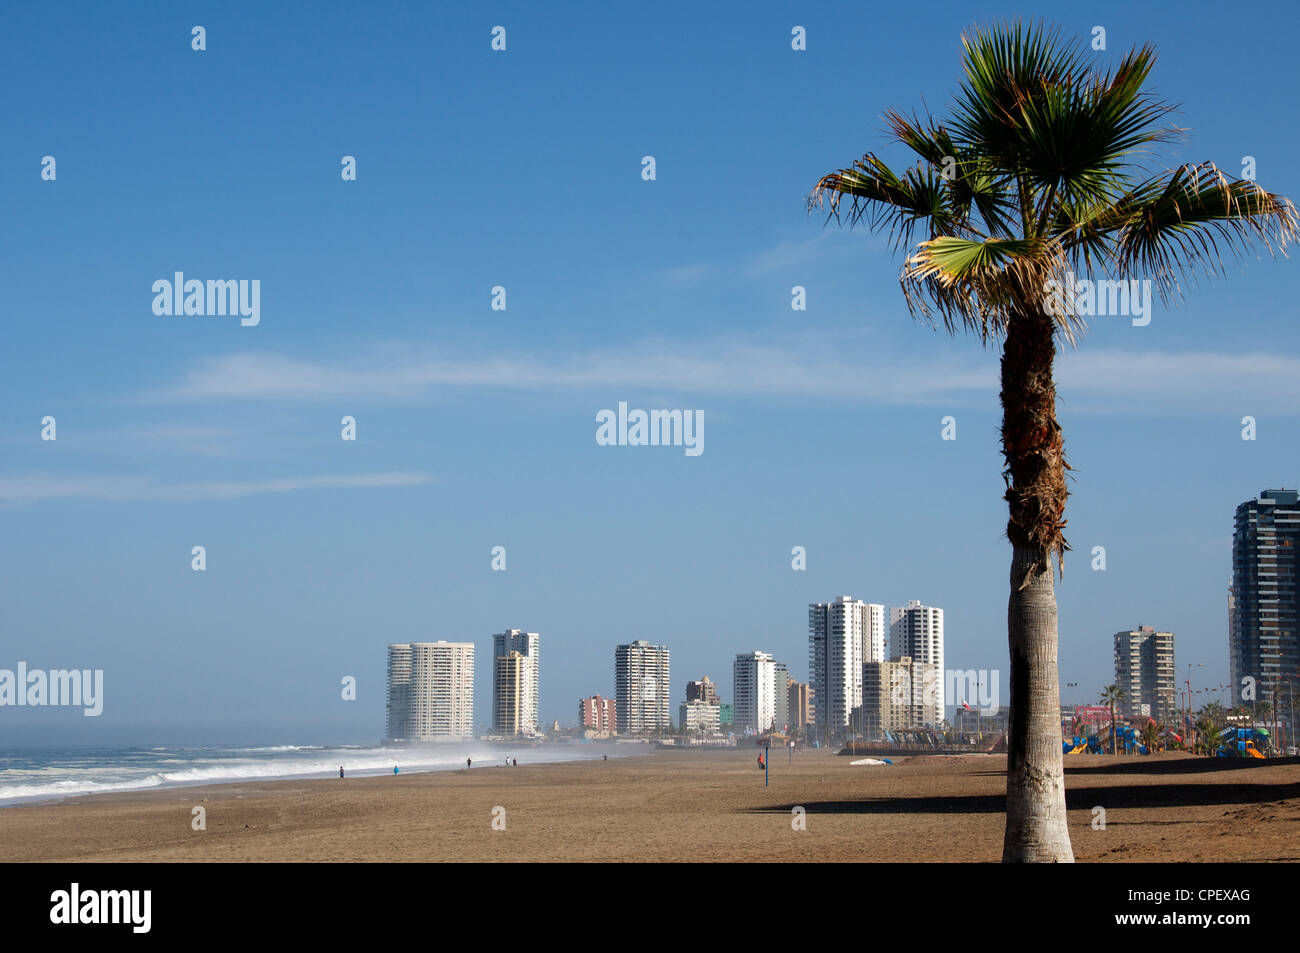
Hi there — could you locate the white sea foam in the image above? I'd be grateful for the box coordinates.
[0,743,616,804]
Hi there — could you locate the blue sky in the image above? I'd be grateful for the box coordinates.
[2,1,1298,744]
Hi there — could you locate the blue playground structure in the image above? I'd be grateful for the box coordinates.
[1213,726,1269,759]
[1063,725,1148,755]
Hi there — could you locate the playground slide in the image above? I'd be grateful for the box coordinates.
[1067,743,1087,754]
[1246,746,1266,759]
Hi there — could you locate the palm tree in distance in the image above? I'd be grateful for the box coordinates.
[812,21,1298,861]
[1140,719,1160,755]
[1100,685,1126,755]
[1193,716,1215,756]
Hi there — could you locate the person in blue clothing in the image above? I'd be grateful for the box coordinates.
[339,766,344,779]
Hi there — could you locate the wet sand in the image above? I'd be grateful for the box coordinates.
[2,748,1296,862]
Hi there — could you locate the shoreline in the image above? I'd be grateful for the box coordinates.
[0,741,633,810]
[1,748,1296,862]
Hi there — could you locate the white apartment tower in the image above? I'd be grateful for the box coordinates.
[493,629,540,735]
[1114,626,1176,723]
[615,640,671,734]
[386,641,476,742]
[890,601,945,712]
[733,651,776,732]
[772,660,791,733]
[809,597,886,736]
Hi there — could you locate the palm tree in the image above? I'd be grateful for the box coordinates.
[1198,701,1226,729]
[1139,719,1160,754]
[1100,685,1126,755]
[809,21,1296,862]
[1193,716,1215,756]
[1257,699,1276,752]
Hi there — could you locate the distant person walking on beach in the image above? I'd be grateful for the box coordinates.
[512,758,517,767]
[757,752,765,770]
[466,758,472,769]
[339,766,344,779]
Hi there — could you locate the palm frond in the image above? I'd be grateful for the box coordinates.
[883,109,1018,238]
[808,153,961,250]
[1083,162,1298,303]
[900,235,1079,342]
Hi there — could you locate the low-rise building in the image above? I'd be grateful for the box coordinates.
[579,694,616,734]
[679,700,722,736]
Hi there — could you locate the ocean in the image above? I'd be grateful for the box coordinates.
[0,742,621,806]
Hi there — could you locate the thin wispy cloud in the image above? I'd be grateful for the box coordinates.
[663,230,869,285]
[1056,350,1300,407]
[0,471,433,504]
[744,231,847,277]
[149,341,1300,414]
[158,342,994,405]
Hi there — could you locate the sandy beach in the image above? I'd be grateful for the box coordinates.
[2,749,1296,862]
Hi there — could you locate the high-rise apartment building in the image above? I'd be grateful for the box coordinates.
[788,681,814,735]
[578,694,616,733]
[734,651,776,732]
[493,629,540,735]
[615,641,671,734]
[890,601,945,712]
[1113,626,1176,723]
[493,652,526,735]
[772,661,791,733]
[1231,489,1300,710]
[386,641,475,742]
[809,597,885,737]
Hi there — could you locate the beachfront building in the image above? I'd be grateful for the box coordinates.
[733,651,776,733]
[951,704,1010,735]
[386,641,475,742]
[493,652,527,736]
[890,601,945,713]
[686,676,720,706]
[719,702,734,729]
[859,657,942,736]
[579,695,616,734]
[772,661,791,734]
[1114,626,1176,723]
[788,681,814,739]
[679,700,722,737]
[1231,489,1300,713]
[615,641,671,735]
[809,597,886,740]
[493,629,540,735]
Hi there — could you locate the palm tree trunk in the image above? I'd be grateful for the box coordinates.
[1000,308,1074,863]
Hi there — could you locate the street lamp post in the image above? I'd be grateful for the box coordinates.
[1185,663,1203,751]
